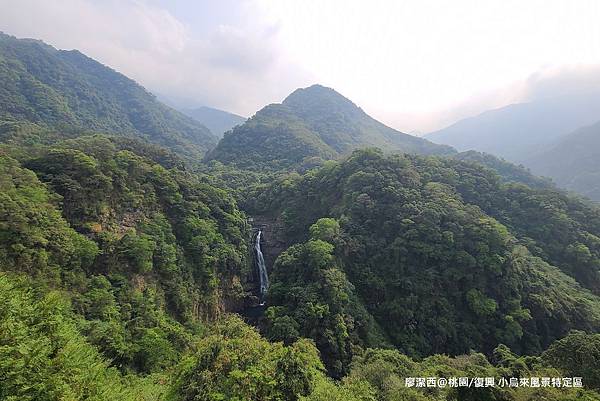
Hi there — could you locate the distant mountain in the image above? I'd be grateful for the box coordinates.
[426,93,600,162]
[207,84,455,170]
[0,32,216,157]
[525,121,600,200]
[182,106,246,138]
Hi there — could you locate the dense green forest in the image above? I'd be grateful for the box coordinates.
[245,149,600,374]
[1,33,599,401]
[451,150,554,190]
[0,32,216,158]
[207,85,454,171]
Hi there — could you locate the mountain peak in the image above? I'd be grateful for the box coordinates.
[282,84,364,122]
[284,84,337,99]
[208,84,453,170]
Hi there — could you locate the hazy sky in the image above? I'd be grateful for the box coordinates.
[1,0,600,132]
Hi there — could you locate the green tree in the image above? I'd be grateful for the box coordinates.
[309,218,340,242]
[543,331,600,390]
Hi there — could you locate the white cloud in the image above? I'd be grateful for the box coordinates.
[404,64,600,134]
[0,0,314,116]
[255,0,600,131]
[1,0,600,130]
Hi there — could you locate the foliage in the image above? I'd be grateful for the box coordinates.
[452,150,553,190]
[265,235,388,377]
[309,218,341,242]
[207,85,453,171]
[348,345,600,401]
[254,149,600,371]
[0,135,250,376]
[0,153,98,282]
[1,38,600,401]
[0,32,216,159]
[542,331,600,390]
[168,315,325,401]
[435,156,600,294]
[300,377,376,401]
[0,272,165,401]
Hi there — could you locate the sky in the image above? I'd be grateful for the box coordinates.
[1,0,600,133]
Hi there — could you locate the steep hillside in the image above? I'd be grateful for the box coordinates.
[426,92,600,162]
[207,84,454,170]
[245,149,600,376]
[0,33,216,157]
[453,150,554,189]
[526,121,600,200]
[2,32,600,401]
[0,135,249,377]
[182,106,246,138]
[2,135,600,401]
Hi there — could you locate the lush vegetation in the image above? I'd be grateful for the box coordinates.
[244,149,600,377]
[167,315,327,401]
[0,33,216,158]
[343,343,600,401]
[425,93,600,201]
[453,150,554,190]
[0,136,250,377]
[207,84,454,171]
[1,34,599,401]
[0,273,167,401]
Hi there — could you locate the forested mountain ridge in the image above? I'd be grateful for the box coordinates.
[452,150,554,190]
[3,137,600,400]
[0,135,250,370]
[207,84,455,170]
[1,32,600,401]
[0,32,216,158]
[242,149,600,380]
[281,85,453,155]
[426,92,600,162]
[526,121,600,200]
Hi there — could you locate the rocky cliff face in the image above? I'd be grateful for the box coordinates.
[250,215,286,272]
[242,215,286,310]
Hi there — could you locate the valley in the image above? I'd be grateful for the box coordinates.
[1,31,599,401]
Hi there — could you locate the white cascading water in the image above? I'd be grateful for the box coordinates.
[254,230,269,305]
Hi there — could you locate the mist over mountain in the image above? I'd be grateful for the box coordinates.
[423,77,600,200]
[181,106,246,138]
[208,84,455,170]
[0,32,216,158]
[426,91,600,162]
[526,121,600,200]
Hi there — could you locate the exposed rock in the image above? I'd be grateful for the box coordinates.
[250,215,286,272]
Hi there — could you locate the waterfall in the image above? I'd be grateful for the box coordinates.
[254,230,269,305]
